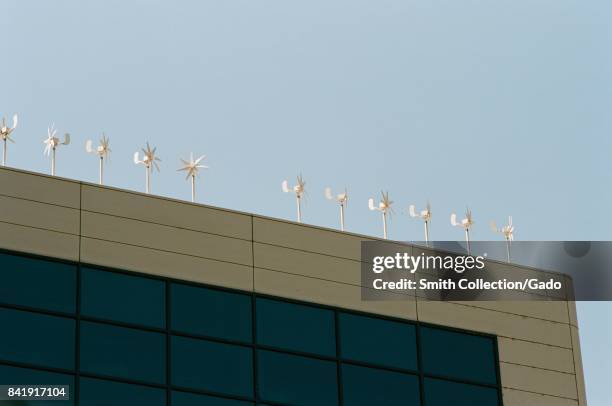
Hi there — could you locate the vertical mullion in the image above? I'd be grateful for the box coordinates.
[166,281,172,406]
[75,264,81,404]
[252,294,258,403]
[416,324,426,406]
[335,310,343,406]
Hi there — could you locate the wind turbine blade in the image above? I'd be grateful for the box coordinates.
[450,213,458,226]
[408,205,417,217]
[63,133,71,145]
[324,187,333,200]
[281,180,290,193]
[85,140,93,153]
[12,114,18,129]
[133,152,141,164]
[368,198,376,211]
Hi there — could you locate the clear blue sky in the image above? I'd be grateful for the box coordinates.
[3,0,610,403]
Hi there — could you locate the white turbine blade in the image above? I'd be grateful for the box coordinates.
[281,180,290,193]
[408,204,417,217]
[508,216,513,226]
[324,187,333,200]
[194,154,206,165]
[12,114,18,129]
[85,139,93,153]
[450,213,458,226]
[368,198,376,211]
[63,133,71,145]
[133,152,141,164]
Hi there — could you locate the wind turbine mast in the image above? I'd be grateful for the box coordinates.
[325,187,348,231]
[368,191,393,239]
[451,207,474,254]
[85,134,111,185]
[491,216,515,262]
[178,152,208,202]
[409,201,432,246]
[134,142,161,194]
[282,175,306,222]
[43,124,70,176]
[0,114,18,166]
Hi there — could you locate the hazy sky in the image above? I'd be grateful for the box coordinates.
[2,0,610,403]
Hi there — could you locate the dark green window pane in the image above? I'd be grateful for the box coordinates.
[0,308,74,370]
[420,327,497,384]
[81,267,165,328]
[257,350,338,406]
[80,321,166,384]
[339,312,417,370]
[171,336,253,398]
[0,364,75,406]
[171,284,251,342]
[0,252,76,313]
[79,377,166,406]
[342,364,420,406]
[256,298,335,356]
[424,378,499,406]
[172,391,253,405]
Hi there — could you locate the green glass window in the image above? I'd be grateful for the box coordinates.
[424,378,499,406]
[0,364,75,406]
[420,326,497,384]
[81,267,166,328]
[341,364,420,406]
[0,252,76,313]
[339,312,417,371]
[79,377,166,406]
[257,350,338,406]
[0,308,75,370]
[256,298,336,356]
[172,391,254,405]
[80,321,166,384]
[171,283,251,342]
[171,336,253,398]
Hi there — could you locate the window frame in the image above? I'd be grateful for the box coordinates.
[0,248,503,406]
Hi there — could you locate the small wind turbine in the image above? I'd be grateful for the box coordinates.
[325,187,348,231]
[0,114,18,166]
[451,207,475,254]
[409,201,432,246]
[368,191,394,239]
[43,124,70,176]
[178,153,208,202]
[282,175,306,222]
[491,216,515,262]
[133,142,161,194]
[85,134,111,185]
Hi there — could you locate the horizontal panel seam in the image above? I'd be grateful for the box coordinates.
[0,191,80,209]
[81,236,254,269]
[80,208,252,242]
[0,220,80,237]
[499,360,575,375]
[501,385,578,401]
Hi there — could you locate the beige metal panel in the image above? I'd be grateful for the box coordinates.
[503,388,578,406]
[571,326,587,405]
[81,211,253,267]
[416,299,573,348]
[81,185,252,240]
[0,221,79,261]
[80,237,253,291]
[568,301,579,328]
[0,168,80,208]
[253,216,376,261]
[254,267,417,321]
[253,242,361,285]
[500,362,578,400]
[0,195,79,235]
[452,301,570,324]
[498,337,575,374]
